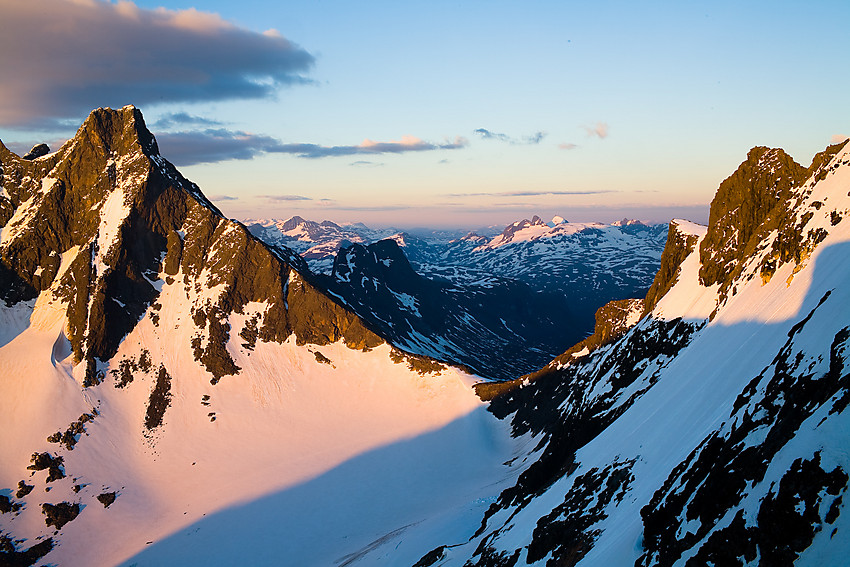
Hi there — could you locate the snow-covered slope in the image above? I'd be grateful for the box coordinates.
[402,140,850,566]
[0,107,525,566]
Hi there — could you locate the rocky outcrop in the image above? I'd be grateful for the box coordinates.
[22,144,50,160]
[698,146,808,293]
[422,141,850,567]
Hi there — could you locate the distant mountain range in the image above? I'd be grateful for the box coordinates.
[246,215,667,378]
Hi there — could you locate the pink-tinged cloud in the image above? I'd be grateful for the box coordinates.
[583,122,609,139]
[831,134,849,144]
[150,127,468,166]
[269,135,468,159]
[0,0,314,128]
[153,128,468,165]
[559,143,579,150]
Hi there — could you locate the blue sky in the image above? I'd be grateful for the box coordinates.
[1,0,847,228]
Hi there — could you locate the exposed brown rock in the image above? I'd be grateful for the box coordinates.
[144,365,172,429]
[26,452,65,482]
[0,533,53,567]
[389,348,446,375]
[41,502,80,529]
[698,147,808,293]
[285,271,383,350]
[15,481,34,499]
[96,492,116,508]
[22,144,50,160]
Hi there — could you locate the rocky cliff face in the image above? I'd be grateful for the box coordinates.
[698,143,848,307]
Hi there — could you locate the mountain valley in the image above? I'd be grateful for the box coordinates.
[1,106,848,567]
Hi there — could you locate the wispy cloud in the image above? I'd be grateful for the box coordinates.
[154,128,467,165]
[444,189,616,198]
[208,194,239,201]
[275,135,468,159]
[559,143,579,150]
[583,122,609,139]
[0,0,314,128]
[153,113,224,129]
[261,195,313,201]
[332,205,410,212]
[474,128,547,145]
[349,160,385,167]
[155,129,288,166]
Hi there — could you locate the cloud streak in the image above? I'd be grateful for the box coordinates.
[155,129,288,166]
[474,128,547,145]
[0,0,314,127]
[153,113,224,129]
[275,135,468,158]
[444,189,616,198]
[260,195,312,201]
[155,128,469,165]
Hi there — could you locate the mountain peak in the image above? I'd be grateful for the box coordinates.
[699,145,808,290]
[75,105,160,160]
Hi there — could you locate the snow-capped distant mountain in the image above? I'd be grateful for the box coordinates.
[247,214,668,376]
[244,217,401,273]
[432,215,668,325]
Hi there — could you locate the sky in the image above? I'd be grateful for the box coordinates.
[0,0,848,229]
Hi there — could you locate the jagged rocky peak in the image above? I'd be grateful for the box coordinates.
[280,215,308,230]
[438,140,850,567]
[0,105,383,386]
[698,146,808,289]
[698,140,850,303]
[612,217,644,226]
[491,214,548,245]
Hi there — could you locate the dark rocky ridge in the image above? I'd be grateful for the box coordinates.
[0,106,386,387]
